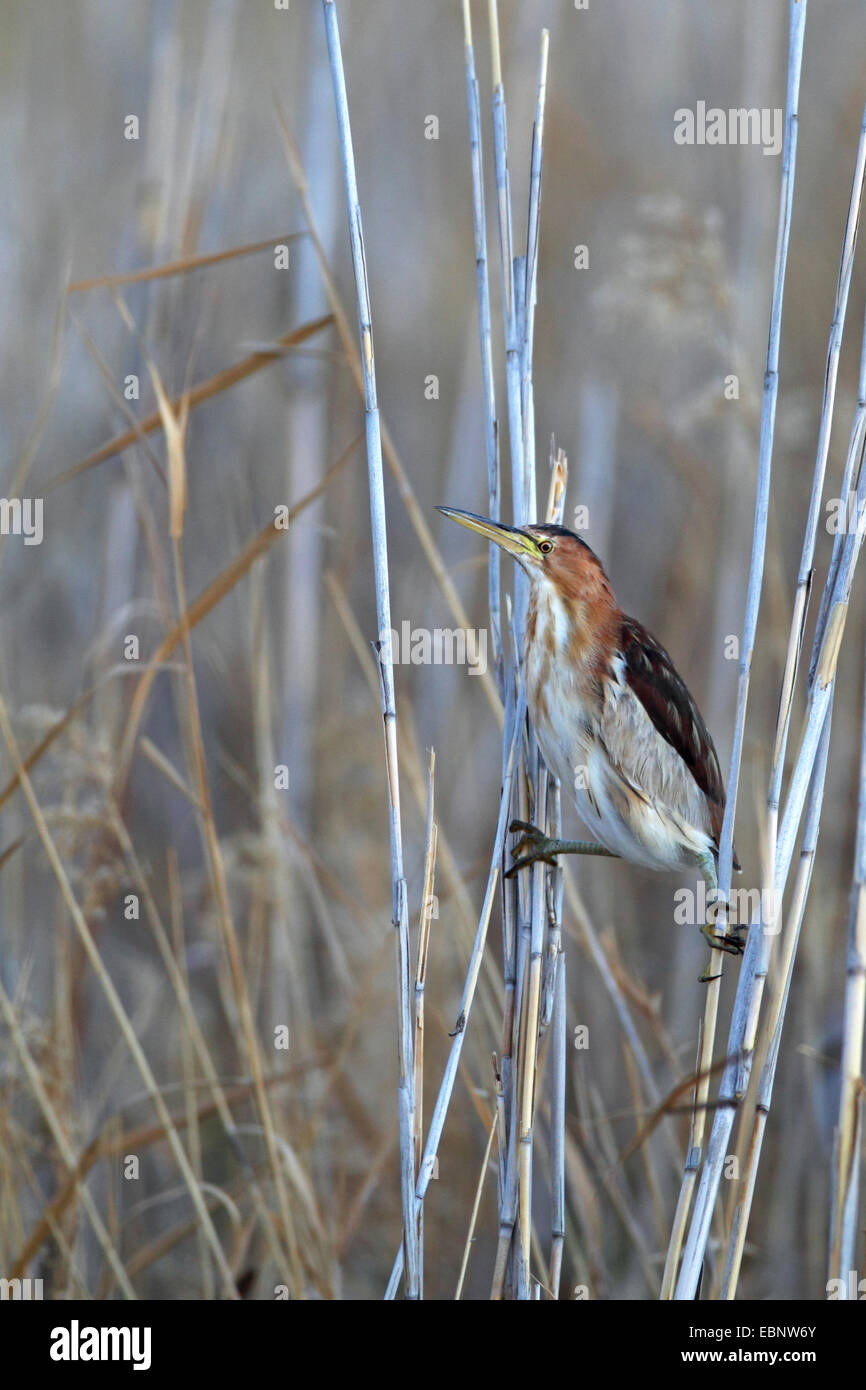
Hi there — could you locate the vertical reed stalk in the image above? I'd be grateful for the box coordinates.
[413,752,438,1292]
[829,655,866,1286]
[463,0,502,687]
[321,0,418,1297]
[673,0,807,1298]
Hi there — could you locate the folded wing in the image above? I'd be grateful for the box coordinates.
[618,615,740,870]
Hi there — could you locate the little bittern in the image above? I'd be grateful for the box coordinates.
[439,507,742,955]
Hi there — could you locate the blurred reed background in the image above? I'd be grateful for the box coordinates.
[1,0,865,1299]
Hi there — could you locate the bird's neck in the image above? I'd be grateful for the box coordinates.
[525,576,621,696]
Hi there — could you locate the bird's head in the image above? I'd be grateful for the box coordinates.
[438,506,614,611]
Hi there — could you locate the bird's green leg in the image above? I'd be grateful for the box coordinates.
[505,819,619,879]
[697,850,745,980]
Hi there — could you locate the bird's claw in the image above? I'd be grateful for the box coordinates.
[505,820,557,878]
[700,921,746,957]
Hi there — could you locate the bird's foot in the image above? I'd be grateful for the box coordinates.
[505,820,618,878]
[506,821,559,877]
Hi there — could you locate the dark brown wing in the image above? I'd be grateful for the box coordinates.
[620,615,740,868]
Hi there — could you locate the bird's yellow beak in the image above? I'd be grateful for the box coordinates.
[437,506,541,560]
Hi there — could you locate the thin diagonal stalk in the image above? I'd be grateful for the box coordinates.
[169,555,302,1283]
[722,281,866,1298]
[492,877,531,1298]
[488,0,525,536]
[149,360,303,1284]
[673,0,807,1298]
[46,314,334,493]
[108,805,294,1285]
[543,734,567,1300]
[385,680,526,1297]
[676,424,866,1299]
[495,456,561,1300]
[114,433,360,797]
[413,751,438,1294]
[498,631,521,1196]
[715,0,806,900]
[455,1112,498,1300]
[814,350,866,679]
[275,106,503,727]
[483,5,553,1300]
[321,0,418,1298]
[514,41,550,1294]
[520,30,548,521]
[66,230,306,293]
[722,712,831,1298]
[517,769,549,1281]
[547,915,566,1299]
[770,96,866,824]
[661,958,728,1296]
[0,978,136,1300]
[462,0,501,684]
[660,1022,711,1299]
[543,460,567,1298]
[0,695,239,1299]
[325,569,505,1050]
[827,319,866,1282]
[829,650,866,1285]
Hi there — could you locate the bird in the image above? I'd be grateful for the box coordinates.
[438,506,743,957]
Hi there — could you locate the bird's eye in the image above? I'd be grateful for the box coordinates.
[539,541,553,554]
